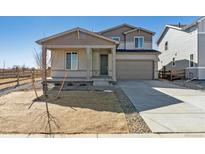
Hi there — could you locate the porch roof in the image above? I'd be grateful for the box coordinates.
[36,27,119,45]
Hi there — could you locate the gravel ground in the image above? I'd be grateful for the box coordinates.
[115,87,151,133]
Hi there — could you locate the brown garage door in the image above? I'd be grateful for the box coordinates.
[116,60,153,80]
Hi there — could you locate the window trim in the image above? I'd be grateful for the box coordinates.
[65,51,79,70]
[189,54,194,67]
[134,36,144,49]
[111,36,120,42]
[172,57,176,67]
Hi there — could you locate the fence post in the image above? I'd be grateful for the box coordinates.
[16,67,19,86]
[31,68,35,82]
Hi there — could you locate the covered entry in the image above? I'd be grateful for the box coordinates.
[116,60,154,80]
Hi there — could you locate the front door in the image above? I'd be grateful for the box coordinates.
[100,54,108,75]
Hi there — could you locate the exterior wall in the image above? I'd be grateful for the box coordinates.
[125,30,152,49]
[116,52,159,79]
[158,27,198,71]
[92,49,112,76]
[43,31,115,46]
[100,25,133,41]
[100,26,133,50]
[51,48,87,78]
[51,48,113,78]
[198,19,205,67]
[186,67,205,80]
[100,26,153,50]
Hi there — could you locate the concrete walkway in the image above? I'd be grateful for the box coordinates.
[1,133,205,138]
[118,80,205,133]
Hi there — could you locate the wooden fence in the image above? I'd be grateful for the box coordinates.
[0,68,50,87]
[159,69,185,80]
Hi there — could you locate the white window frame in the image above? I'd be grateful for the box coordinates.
[65,51,79,70]
[189,54,194,67]
[111,36,120,42]
[172,57,176,67]
[134,36,144,49]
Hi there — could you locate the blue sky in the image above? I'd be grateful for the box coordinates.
[0,16,199,68]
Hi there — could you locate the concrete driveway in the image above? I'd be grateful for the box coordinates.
[118,80,205,133]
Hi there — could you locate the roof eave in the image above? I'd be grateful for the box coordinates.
[123,28,155,35]
[36,27,119,45]
[98,23,136,34]
[156,25,182,45]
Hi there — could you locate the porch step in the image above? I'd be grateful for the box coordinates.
[93,81,110,86]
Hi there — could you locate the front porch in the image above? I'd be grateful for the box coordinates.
[47,45,116,84]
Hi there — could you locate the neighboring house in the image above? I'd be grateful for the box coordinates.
[157,17,205,79]
[36,24,160,84]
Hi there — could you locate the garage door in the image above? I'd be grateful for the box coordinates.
[116,60,153,80]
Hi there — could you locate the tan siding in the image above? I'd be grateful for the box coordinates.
[43,31,115,46]
[101,26,153,50]
[126,30,152,42]
[101,26,134,41]
[92,49,112,76]
[51,48,87,78]
[51,48,113,78]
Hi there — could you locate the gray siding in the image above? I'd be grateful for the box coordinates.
[198,19,205,67]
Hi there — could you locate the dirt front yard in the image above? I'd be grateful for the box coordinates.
[0,89,129,134]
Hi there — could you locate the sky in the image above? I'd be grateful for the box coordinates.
[0,16,199,68]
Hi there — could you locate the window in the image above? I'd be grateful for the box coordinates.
[111,37,120,42]
[165,41,168,50]
[190,54,194,67]
[66,52,78,70]
[172,58,176,67]
[134,36,144,48]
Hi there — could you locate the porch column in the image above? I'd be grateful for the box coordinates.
[86,47,92,80]
[42,45,47,96]
[112,46,116,81]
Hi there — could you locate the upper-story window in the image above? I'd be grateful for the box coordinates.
[66,52,78,70]
[111,37,120,42]
[190,54,194,67]
[134,36,144,48]
[165,41,168,50]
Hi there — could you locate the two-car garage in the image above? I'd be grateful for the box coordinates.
[116,50,160,80]
[116,60,154,80]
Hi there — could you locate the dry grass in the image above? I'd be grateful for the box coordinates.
[0,89,129,134]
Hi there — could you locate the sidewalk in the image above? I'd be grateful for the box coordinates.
[1,133,205,138]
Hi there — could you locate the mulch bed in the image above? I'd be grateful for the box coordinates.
[115,87,151,133]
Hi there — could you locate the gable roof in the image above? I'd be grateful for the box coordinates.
[98,23,136,34]
[157,16,205,45]
[156,24,184,45]
[123,27,155,35]
[98,23,155,35]
[182,16,205,30]
[36,27,119,45]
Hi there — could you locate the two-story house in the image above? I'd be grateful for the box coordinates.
[36,23,160,84]
[157,17,205,79]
